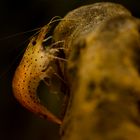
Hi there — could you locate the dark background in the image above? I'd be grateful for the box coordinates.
[0,0,140,140]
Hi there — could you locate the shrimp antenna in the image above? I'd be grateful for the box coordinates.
[0,27,42,41]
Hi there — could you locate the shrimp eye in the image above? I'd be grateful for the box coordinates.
[32,40,36,46]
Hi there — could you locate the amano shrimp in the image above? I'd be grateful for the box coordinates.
[12,20,63,124]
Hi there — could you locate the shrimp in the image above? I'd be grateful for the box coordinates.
[12,20,63,124]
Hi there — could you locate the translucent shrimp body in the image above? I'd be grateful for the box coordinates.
[12,25,62,124]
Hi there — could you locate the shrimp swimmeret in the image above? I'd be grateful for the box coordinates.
[12,22,63,124]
